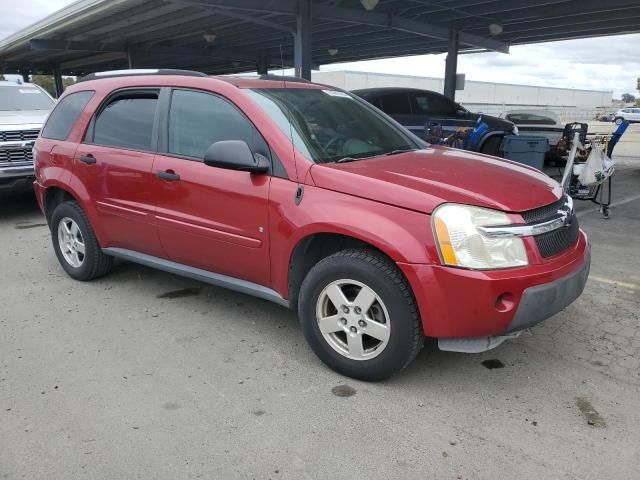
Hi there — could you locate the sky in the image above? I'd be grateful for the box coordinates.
[2,0,639,98]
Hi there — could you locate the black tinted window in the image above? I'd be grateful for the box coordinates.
[380,93,411,115]
[411,92,456,116]
[93,92,158,150]
[41,90,94,141]
[168,90,254,159]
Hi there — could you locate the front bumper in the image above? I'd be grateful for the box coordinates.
[398,231,590,340]
[0,164,35,192]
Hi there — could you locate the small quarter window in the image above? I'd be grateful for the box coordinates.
[41,90,94,141]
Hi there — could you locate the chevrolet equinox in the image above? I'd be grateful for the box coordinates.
[34,70,590,381]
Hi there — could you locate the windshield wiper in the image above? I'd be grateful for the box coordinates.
[335,157,360,163]
[386,148,417,156]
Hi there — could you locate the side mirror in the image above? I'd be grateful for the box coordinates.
[203,140,269,174]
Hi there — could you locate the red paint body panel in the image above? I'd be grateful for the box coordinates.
[152,154,271,285]
[312,147,563,214]
[34,74,590,340]
[73,143,163,256]
[399,231,589,337]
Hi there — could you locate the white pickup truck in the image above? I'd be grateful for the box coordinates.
[0,80,54,193]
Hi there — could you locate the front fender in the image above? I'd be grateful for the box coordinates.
[268,178,438,299]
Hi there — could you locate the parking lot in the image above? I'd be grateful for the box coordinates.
[1,124,639,479]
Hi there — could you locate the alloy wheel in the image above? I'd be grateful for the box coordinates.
[315,279,391,361]
[57,217,86,268]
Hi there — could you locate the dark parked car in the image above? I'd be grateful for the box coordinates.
[353,87,517,155]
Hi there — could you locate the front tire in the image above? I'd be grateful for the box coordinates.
[51,201,113,281]
[298,249,424,381]
[614,117,623,125]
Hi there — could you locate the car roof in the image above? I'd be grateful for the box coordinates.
[74,70,329,91]
[0,81,40,88]
[352,87,447,96]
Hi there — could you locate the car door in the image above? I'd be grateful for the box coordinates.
[73,88,163,257]
[152,88,271,287]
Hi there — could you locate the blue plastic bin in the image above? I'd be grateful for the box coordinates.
[501,135,549,171]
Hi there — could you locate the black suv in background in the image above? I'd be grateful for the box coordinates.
[354,87,517,155]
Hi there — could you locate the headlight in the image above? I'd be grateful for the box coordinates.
[433,204,528,269]
[512,125,519,135]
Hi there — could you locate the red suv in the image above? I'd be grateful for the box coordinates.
[34,70,590,381]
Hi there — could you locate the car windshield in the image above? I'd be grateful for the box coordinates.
[505,112,557,125]
[245,88,421,164]
[0,85,54,111]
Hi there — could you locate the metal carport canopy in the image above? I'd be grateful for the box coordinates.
[0,0,638,91]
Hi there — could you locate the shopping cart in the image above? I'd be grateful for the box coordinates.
[559,120,629,218]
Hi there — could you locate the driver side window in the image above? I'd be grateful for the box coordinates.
[168,89,259,160]
[410,92,456,116]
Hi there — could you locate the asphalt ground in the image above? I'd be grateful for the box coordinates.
[1,124,639,479]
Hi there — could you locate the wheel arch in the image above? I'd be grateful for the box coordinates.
[42,179,106,246]
[286,231,411,312]
[43,185,81,226]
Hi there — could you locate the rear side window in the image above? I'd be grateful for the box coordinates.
[93,91,158,151]
[380,92,411,115]
[410,92,456,116]
[168,89,254,159]
[41,90,94,141]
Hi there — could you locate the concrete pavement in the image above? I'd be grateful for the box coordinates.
[1,134,639,479]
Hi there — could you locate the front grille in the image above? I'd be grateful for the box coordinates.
[0,148,33,165]
[521,196,580,258]
[0,129,40,142]
[534,215,580,258]
[521,196,566,223]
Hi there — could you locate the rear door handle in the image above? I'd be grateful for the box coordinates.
[156,170,180,181]
[79,155,96,164]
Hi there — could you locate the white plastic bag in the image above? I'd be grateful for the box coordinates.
[578,147,615,186]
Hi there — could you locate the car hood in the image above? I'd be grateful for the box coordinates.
[474,113,514,131]
[309,147,563,214]
[0,110,49,128]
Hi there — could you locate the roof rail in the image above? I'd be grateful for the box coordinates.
[78,69,207,82]
[258,74,310,83]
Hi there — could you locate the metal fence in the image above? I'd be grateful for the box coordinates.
[461,103,614,123]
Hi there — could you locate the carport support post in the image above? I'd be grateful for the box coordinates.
[20,70,29,83]
[443,29,459,101]
[257,55,268,75]
[52,67,63,98]
[294,0,312,80]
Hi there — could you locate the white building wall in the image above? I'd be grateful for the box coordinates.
[312,70,613,121]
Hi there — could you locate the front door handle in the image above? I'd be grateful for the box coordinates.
[79,155,96,164]
[156,170,180,181]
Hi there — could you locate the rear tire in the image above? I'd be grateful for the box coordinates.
[479,136,503,156]
[51,201,113,281]
[298,249,424,381]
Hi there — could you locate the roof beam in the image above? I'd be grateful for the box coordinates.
[169,0,295,33]
[30,39,126,53]
[166,0,509,53]
[312,4,509,53]
[30,38,261,64]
